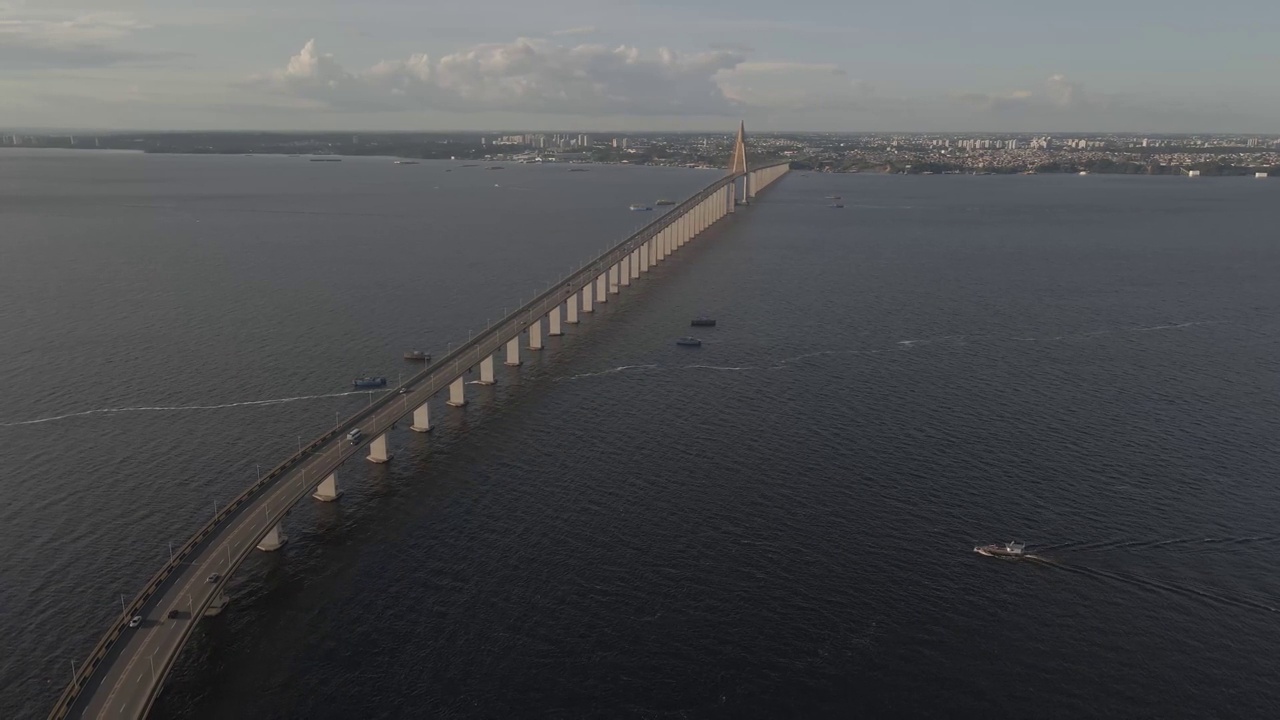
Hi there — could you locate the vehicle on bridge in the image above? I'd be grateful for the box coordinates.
[128,616,142,628]
[346,428,363,444]
[352,376,387,388]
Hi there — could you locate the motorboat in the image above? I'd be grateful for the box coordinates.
[830,203,844,208]
[403,350,430,361]
[629,204,653,211]
[974,541,1026,558]
[655,199,676,206]
[675,337,702,347]
[690,318,716,327]
[352,377,387,388]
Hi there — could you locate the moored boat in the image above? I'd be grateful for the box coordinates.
[352,377,387,388]
[690,318,716,327]
[629,204,653,211]
[675,337,702,347]
[655,199,675,206]
[403,350,430,361]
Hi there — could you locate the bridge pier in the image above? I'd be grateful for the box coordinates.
[620,256,631,286]
[548,305,563,335]
[313,472,342,501]
[582,284,594,313]
[630,249,640,279]
[479,355,496,384]
[640,242,650,272]
[257,522,287,552]
[367,433,391,463]
[566,295,579,324]
[595,273,608,303]
[447,377,466,407]
[410,401,432,432]
[504,338,521,366]
[609,263,620,294]
[528,317,543,350]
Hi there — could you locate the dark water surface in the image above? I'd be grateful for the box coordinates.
[3,154,1279,719]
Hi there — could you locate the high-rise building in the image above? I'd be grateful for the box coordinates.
[578,134,590,147]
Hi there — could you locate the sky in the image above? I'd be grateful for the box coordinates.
[2,0,1278,133]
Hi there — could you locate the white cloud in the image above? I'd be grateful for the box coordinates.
[0,8,177,68]
[257,37,748,116]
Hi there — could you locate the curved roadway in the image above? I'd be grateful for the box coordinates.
[52,162,791,719]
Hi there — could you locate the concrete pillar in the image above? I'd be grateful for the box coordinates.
[549,305,563,335]
[655,230,666,261]
[505,337,521,366]
[566,295,579,324]
[620,254,632,286]
[257,523,287,551]
[528,317,543,350]
[410,402,432,432]
[582,284,594,313]
[630,249,640,279]
[596,273,608,303]
[728,181,737,213]
[313,472,342,501]
[367,433,391,464]
[479,354,496,384]
[608,263,620,294]
[640,242,650,272]
[447,376,466,407]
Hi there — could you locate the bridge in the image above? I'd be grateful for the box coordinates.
[50,124,790,720]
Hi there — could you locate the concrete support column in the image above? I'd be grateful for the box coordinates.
[313,472,342,501]
[640,242,651,272]
[729,180,737,213]
[621,254,632,286]
[655,230,666,261]
[566,295,580,324]
[367,433,391,464]
[609,263,620,294]
[447,376,466,407]
[528,316,543,350]
[596,273,608,303]
[505,337,521,366]
[410,401,432,432]
[549,305,563,335]
[479,355,496,384]
[582,284,594,313]
[257,523,287,552]
[630,249,640,279]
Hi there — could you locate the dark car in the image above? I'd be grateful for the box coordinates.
[168,609,184,619]
[207,573,220,583]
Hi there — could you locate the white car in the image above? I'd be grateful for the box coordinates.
[128,616,143,628]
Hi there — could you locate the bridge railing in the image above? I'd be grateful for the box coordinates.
[48,159,791,720]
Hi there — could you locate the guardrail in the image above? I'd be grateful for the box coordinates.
[48,160,791,719]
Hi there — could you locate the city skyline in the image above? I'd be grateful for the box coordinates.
[3,0,1279,133]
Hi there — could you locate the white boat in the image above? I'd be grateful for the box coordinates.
[974,541,1026,558]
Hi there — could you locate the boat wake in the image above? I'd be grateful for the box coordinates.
[1028,556,1280,614]
[0,390,376,428]
[1039,536,1279,554]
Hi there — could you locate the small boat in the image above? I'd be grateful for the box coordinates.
[488,166,505,170]
[394,160,419,165]
[352,377,387,388]
[675,337,702,347]
[974,541,1026,558]
[310,158,342,162]
[830,203,844,208]
[569,168,590,172]
[825,195,842,200]
[403,350,430,361]
[655,199,675,206]
[690,318,716,327]
[629,204,653,211]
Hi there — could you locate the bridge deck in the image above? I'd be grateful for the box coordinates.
[53,161,790,719]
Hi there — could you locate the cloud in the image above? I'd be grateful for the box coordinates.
[548,26,595,37]
[0,10,179,68]
[256,38,747,116]
[954,74,1106,113]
